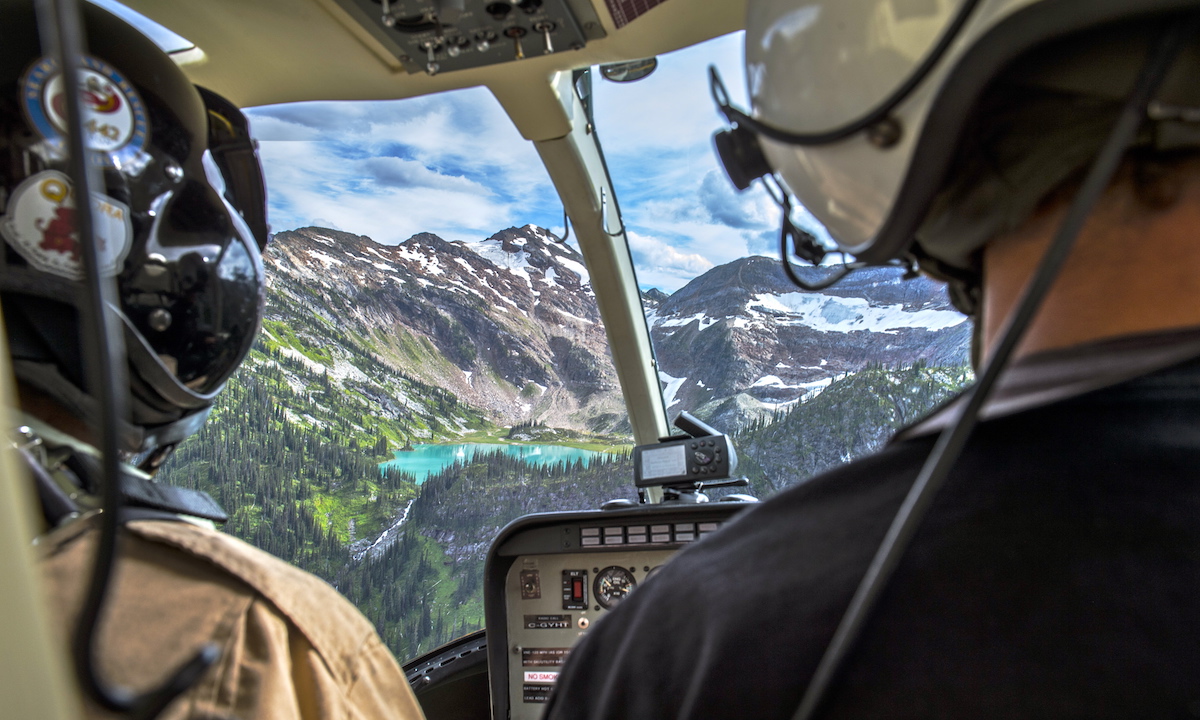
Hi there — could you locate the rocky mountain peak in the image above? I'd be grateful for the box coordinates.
[262,225,620,433]
[648,255,970,432]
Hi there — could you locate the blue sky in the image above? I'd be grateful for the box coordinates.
[92,0,823,293]
[243,33,796,292]
[91,1,835,292]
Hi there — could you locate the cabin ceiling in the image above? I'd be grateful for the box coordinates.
[122,0,744,140]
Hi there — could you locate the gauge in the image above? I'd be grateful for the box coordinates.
[645,565,664,582]
[593,566,637,609]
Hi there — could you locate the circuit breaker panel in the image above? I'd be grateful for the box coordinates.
[332,0,607,75]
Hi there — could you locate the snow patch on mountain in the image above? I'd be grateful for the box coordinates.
[466,238,533,274]
[555,308,594,325]
[273,345,368,384]
[750,374,835,398]
[307,250,344,267]
[751,292,967,334]
[395,243,445,275]
[526,225,560,245]
[651,292,964,336]
[557,257,589,283]
[658,312,721,331]
[659,371,686,409]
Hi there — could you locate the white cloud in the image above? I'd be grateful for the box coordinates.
[245,114,324,141]
[593,32,747,154]
[361,157,484,193]
[585,32,801,291]
[246,87,559,244]
[255,140,510,243]
[626,230,715,291]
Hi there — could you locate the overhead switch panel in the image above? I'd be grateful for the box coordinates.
[333,0,606,75]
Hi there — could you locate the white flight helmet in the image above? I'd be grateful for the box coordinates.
[717,0,1200,294]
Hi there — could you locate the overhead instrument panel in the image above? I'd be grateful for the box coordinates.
[330,0,607,75]
[485,503,753,719]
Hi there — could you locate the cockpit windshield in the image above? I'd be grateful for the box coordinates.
[146,23,974,669]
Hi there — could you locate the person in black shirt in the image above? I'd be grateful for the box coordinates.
[545,2,1200,718]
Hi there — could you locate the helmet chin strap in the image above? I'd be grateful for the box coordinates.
[790,15,1200,720]
[13,361,214,458]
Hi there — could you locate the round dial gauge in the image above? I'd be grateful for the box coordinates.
[593,566,637,609]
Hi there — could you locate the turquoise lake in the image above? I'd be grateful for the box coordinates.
[379,443,616,483]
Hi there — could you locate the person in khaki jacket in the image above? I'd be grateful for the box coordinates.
[0,3,425,718]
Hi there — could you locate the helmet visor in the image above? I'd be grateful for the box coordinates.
[198,86,269,251]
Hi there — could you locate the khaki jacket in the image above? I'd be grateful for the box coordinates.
[38,514,426,720]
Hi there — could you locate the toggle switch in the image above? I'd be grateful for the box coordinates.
[562,569,587,610]
[504,26,527,60]
[474,29,496,53]
[534,21,555,54]
[422,39,441,75]
[446,35,469,57]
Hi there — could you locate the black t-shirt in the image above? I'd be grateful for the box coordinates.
[545,351,1200,719]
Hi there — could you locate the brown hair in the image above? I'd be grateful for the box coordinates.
[1036,147,1200,216]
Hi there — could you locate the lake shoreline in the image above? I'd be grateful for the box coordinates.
[379,441,623,484]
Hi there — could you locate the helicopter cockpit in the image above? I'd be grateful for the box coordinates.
[21,0,1190,717]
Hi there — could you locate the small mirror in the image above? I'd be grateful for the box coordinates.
[599,57,658,83]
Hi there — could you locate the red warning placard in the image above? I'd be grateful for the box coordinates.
[603,0,668,29]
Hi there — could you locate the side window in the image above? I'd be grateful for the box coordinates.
[592,32,973,497]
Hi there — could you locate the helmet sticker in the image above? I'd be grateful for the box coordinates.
[20,56,149,165]
[0,170,133,280]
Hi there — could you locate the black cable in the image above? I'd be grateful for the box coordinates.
[770,181,889,292]
[553,209,572,244]
[769,178,853,291]
[790,15,1198,720]
[35,0,219,717]
[709,0,983,147]
[778,215,852,291]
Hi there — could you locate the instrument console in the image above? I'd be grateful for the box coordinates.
[484,502,753,719]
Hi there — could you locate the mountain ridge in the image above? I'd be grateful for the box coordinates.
[266,224,625,434]
[648,255,971,431]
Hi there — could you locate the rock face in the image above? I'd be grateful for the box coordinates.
[647,256,971,432]
[266,225,625,432]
